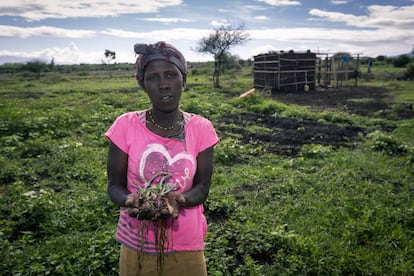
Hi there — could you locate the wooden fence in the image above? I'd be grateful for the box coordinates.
[253,51,361,93]
[253,51,317,92]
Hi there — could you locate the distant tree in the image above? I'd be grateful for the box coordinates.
[195,22,249,88]
[376,55,386,62]
[21,60,48,79]
[48,57,55,72]
[104,49,116,77]
[0,62,21,74]
[393,54,411,68]
[403,63,414,80]
[221,53,242,73]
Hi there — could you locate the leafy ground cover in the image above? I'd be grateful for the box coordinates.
[0,66,413,275]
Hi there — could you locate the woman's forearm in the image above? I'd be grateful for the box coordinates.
[107,183,129,207]
[181,181,210,207]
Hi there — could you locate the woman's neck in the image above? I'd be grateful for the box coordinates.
[150,108,180,124]
[146,108,183,136]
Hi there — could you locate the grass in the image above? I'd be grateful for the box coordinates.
[0,65,413,275]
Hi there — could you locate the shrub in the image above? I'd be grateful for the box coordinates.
[299,144,333,158]
[403,63,414,80]
[393,55,411,68]
[230,94,286,115]
[214,137,248,165]
[366,130,408,155]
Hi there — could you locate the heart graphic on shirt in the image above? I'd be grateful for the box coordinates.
[139,143,195,189]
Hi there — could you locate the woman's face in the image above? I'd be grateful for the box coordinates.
[143,60,183,113]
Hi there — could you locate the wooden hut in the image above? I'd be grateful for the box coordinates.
[253,50,317,92]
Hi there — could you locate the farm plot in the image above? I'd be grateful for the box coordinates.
[1,72,413,275]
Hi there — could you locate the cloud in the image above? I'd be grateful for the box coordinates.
[138,17,194,24]
[331,0,349,5]
[251,44,277,56]
[0,0,183,21]
[101,26,414,59]
[3,22,412,60]
[309,9,365,25]
[310,4,414,29]
[210,20,231,28]
[243,5,269,11]
[248,27,413,44]
[100,28,145,38]
[255,0,301,6]
[247,26,414,56]
[0,42,103,64]
[101,28,208,41]
[0,25,96,38]
[255,16,270,21]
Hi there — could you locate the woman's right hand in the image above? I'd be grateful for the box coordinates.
[125,193,157,220]
[125,193,140,218]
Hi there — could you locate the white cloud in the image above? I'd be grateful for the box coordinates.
[244,5,269,11]
[331,0,349,5]
[139,17,194,24]
[100,26,414,59]
[100,29,144,38]
[247,26,414,56]
[255,0,301,6]
[255,16,270,21]
[218,8,232,13]
[310,5,414,29]
[0,25,96,38]
[251,44,277,56]
[101,28,209,41]
[309,9,365,25]
[0,0,183,21]
[248,27,413,44]
[0,42,103,64]
[210,20,231,28]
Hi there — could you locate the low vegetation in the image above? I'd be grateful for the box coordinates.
[0,61,413,275]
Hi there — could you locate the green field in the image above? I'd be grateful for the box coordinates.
[0,63,413,275]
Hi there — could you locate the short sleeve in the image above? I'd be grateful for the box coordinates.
[200,118,219,152]
[105,113,131,154]
[186,115,219,154]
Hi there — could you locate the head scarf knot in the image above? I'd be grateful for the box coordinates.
[134,41,187,89]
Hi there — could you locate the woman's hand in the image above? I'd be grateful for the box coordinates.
[165,191,186,219]
[125,191,185,220]
[125,193,141,218]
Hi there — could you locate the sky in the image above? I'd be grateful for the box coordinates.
[0,0,413,65]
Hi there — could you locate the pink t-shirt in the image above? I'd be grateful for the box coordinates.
[105,110,219,253]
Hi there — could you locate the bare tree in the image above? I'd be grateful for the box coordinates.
[196,23,249,88]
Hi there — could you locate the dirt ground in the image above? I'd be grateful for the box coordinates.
[218,86,413,155]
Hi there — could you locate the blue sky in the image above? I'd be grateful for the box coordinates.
[0,0,413,64]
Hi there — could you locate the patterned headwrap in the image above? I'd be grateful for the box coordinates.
[134,41,187,89]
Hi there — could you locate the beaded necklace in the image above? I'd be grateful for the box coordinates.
[147,110,182,131]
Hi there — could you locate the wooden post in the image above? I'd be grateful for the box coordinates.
[317,57,321,87]
[355,54,360,87]
[278,55,280,90]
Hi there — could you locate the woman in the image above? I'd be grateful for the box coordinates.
[105,41,219,276]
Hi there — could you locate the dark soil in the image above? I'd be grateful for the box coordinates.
[217,112,365,155]
[272,86,397,117]
[271,86,413,120]
[217,86,413,156]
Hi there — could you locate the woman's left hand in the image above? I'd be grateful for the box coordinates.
[165,191,186,219]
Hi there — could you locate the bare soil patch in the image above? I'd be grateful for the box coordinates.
[271,86,413,119]
[218,86,413,155]
[218,112,364,155]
